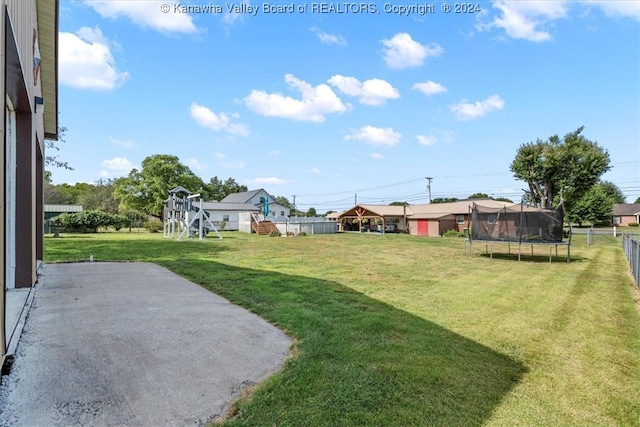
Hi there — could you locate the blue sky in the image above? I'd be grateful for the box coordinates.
[55,0,639,211]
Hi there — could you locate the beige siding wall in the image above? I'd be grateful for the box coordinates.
[5,0,44,139]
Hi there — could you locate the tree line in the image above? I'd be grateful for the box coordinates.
[46,127,633,229]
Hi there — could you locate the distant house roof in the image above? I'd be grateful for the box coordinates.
[201,202,261,212]
[220,189,265,204]
[44,204,83,213]
[325,211,343,219]
[612,203,640,216]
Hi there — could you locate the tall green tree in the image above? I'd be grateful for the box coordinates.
[597,181,626,204]
[114,154,205,219]
[510,127,610,209]
[203,176,248,201]
[274,196,292,208]
[78,179,120,213]
[567,183,616,226]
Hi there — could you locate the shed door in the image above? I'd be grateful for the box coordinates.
[417,219,429,236]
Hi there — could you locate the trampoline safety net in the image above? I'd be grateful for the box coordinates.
[470,203,564,243]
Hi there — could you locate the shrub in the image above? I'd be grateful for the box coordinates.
[442,229,463,237]
[110,214,130,231]
[286,231,294,237]
[144,220,164,233]
[629,222,639,227]
[269,230,282,237]
[298,231,307,237]
[50,210,115,233]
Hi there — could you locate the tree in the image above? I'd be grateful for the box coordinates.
[307,207,317,217]
[203,176,248,201]
[114,154,205,219]
[494,197,513,203]
[78,179,120,213]
[45,125,73,170]
[566,183,617,227]
[468,193,489,199]
[597,181,625,204]
[636,197,640,204]
[275,196,292,208]
[389,201,409,206]
[431,197,458,204]
[510,127,610,208]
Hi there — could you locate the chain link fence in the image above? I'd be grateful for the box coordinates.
[622,233,640,287]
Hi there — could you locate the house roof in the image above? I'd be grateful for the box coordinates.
[612,203,640,216]
[44,204,83,213]
[220,189,265,204]
[201,202,261,212]
[337,199,513,220]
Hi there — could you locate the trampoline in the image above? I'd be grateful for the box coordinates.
[466,202,571,262]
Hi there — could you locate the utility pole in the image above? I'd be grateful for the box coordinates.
[292,195,297,215]
[354,193,357,205]
[426,177,433,203]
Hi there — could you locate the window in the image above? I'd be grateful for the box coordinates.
[280,211,285,216]
[456,215,465,224]
[222,214,229,222]
[613,216,621,225]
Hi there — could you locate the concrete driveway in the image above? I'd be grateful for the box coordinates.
[0,262,292,426]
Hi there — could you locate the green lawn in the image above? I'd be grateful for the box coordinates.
[44,231,640,426]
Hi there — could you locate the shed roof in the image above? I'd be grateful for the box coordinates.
[44,204,83,213]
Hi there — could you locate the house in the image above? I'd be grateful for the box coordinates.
[203,189,291,231]
[44,204,83,233]
[612,203,640,226]
[2,0,59,363]
[337,199,512,236]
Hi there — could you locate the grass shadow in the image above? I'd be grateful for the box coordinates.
[157,259,527,426]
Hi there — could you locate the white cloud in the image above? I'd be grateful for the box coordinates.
[185,158,207,171]
[246,177,293,185]
[100,157,136,176]
[345,125,401,147]
[310,26,347,45]
[416,135,437,146]
[381,33,443,69]
[190,103,249,136]
[309,167,321,174]
[213,152,226,159]
[59,27,129,90]
[585,1,640,21]
[450,95,505,121]
[85,1,199,34]
[268,150,280,156]
[244,74,350,122]
[370,153,384,159]
[328,75,400,106]
[477,1,568,42]
[412,80,447,96]
[108,136,133,148]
